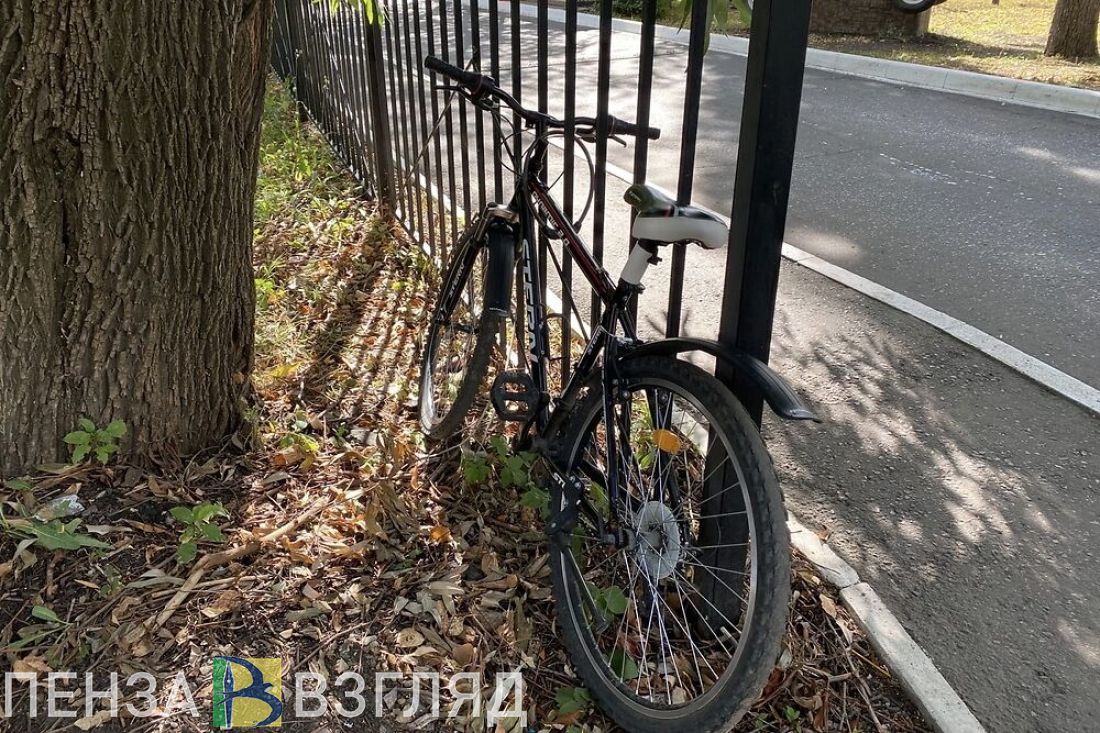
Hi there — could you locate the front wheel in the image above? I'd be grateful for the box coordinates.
[547,356,790,733]
[417,223,501,441]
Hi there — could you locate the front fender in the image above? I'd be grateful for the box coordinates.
[621,337,818,421]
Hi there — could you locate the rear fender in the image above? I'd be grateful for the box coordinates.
[621,337,818,421]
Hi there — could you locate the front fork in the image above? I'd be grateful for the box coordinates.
[542,287,647,628]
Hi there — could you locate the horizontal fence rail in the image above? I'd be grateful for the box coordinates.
[270,0,811,417]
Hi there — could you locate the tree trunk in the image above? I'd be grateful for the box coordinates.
[1045,0,1100,58]
[0,1,273,475]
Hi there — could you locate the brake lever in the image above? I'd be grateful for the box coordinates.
[608,134,627,147]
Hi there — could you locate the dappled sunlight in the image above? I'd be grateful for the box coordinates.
[1057,619,1100,670]
[762,260,1100,728]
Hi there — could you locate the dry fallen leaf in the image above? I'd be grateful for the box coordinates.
[452,642,477,666]
[820,594,838,619]
[428,525,452,543]
[13,655,51,676]
[74,710,113,730]
[396,627,424,648]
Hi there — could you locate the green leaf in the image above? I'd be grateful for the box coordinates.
[519,487,549,511]
[192,503,221,523]
[177,541,198,564]
[199,523,225,542]
[71,445,90,464]
[78,418,96,433]
[555,686,590,715]
[63,431,90,445]
[461,455,491,485]
[4,478,33,492]
[104,420,127,438]
[608,648,640,680]
[94,448,111,465]
[489,436,509,460]
[27,520,110,551]
[603,585,628,615]
[31,605,63,625]
[784,705,801,722]
[169,506,194,525]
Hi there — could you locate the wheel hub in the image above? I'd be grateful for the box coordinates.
[633,500,682,580]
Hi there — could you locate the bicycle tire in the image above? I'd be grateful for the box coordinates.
[417,226,502,442]
[546,355,790,733]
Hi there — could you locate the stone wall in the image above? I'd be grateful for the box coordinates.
[810,0,928,37]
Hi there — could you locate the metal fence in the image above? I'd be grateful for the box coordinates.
[270,0,811,421]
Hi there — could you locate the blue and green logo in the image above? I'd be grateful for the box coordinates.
[212,656,283,728]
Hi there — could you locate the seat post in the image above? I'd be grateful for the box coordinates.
[618,240,660,287]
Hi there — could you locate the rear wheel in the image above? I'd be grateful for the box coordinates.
[547,356,789,733]
[418,223,501,441]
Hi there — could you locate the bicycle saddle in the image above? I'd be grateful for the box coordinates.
[624,183,728,250]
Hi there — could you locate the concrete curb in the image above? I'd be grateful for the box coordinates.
[485,0,1100,120]
[788,517,987,733]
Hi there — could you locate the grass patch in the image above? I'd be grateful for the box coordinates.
[813,0,1100,91]
[626,0,1100,90]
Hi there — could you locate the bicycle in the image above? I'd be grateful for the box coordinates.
[417,55,816,733]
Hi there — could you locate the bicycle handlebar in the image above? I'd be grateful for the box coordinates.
[424,55,660,141]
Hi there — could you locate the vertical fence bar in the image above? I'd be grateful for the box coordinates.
[411,0,439,253]
[468,0,487,210]
[665,0,709,338]
[508,0,522,142]
[382,7,409,215]
[536,0,549,304]
[452,0,473,217]
[401,0,426,241]
[347,2,373,184]
[325,3,348,165]
[488,0,504,204]
[292,0,319,123]
[390,0,415,224]
[437,0,461,247]
[352,5,381,195]
[590,0,612,332]
[389,2,417,225]
[425,0,450,254]
[560,0,578,380]
[282,0,306,122]
[628,0,657,327]
[331,4,356,175]
[365,12,396,208]
[319,4,345,160]
[718,0,812,423]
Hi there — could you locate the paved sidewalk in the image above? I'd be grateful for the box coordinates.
[764,264,1100,732]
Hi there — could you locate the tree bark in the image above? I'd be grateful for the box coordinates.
[0,1,273,475]
[1045,0,1100,58]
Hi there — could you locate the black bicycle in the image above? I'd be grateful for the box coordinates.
[417,56,816,733]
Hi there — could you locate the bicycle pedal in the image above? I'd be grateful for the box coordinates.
[490,371,538,421]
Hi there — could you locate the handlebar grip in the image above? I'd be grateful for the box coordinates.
[607,115,661,141]
[424,55,495,95]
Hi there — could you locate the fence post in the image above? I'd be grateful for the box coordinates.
[363,13,396,210]
[717,0,813,425]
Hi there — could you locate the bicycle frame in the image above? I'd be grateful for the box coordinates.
[470,118,652,551]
